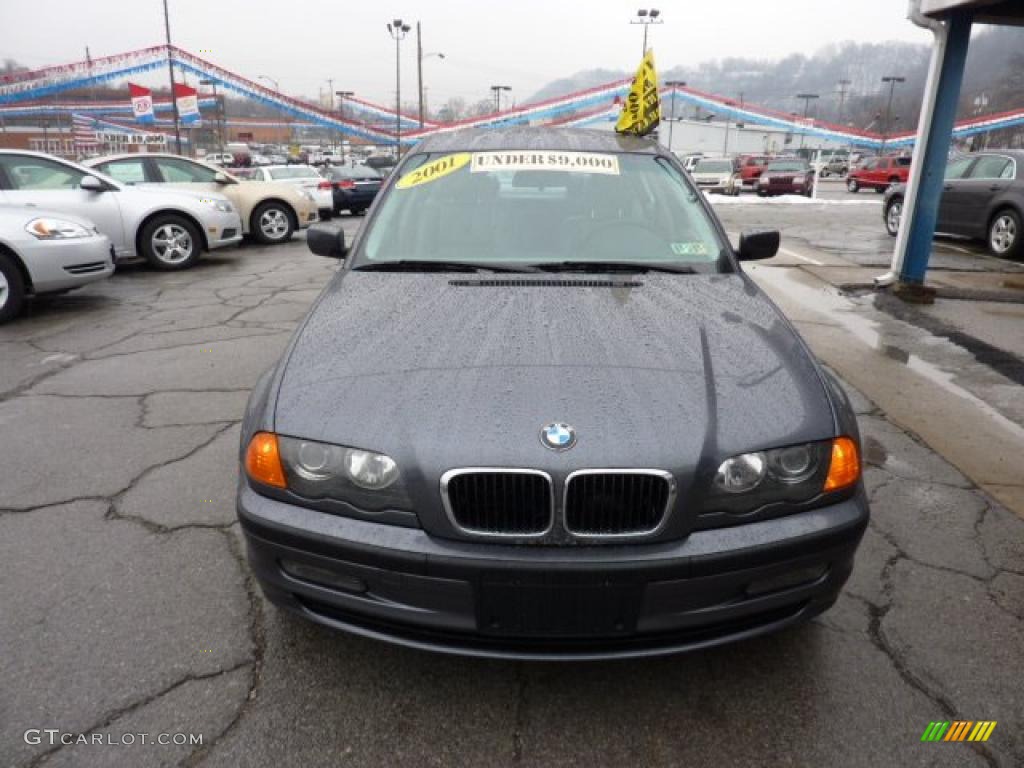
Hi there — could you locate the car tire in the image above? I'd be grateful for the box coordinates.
[251,202,295,244]
[988,208,1022,259]
[884,197,903,237]
[139,214,202,271]
[0,251,27,324]
[875,185,886,194]
[847,179,859,193]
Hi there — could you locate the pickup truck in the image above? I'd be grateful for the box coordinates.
[847,156,911,193]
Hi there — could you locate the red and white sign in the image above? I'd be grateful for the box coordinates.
[128,83,154,123]
[173,82,200,124]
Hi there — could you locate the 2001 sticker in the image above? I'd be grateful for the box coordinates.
[395,153,472,189]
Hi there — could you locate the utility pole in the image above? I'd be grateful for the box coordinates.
[490,85,511,114]
[880,75,905,155]
[162,0,182,155]
[836,79,851,124]
[417,22,424,128]
[664,80,686,152]
[796,93,819,151]
[387,19,411,157]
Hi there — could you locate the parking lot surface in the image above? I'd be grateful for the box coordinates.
[2,209,1022,767]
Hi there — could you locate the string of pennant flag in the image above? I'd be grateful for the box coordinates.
[3,44,1024,150]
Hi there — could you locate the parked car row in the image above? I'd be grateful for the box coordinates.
[0,148,385,323]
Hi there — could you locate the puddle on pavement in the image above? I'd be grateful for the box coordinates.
[751,265,1024,443]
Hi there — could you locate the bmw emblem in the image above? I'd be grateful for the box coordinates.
[541,422,577,452]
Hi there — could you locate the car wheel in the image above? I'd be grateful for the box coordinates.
[0,251,27,324]
[875,185,886,194]
[847,179,859,193]
[140,214,202,270]
[885,197,904,237]
[988,208,1021,259]
[252,202,295,244]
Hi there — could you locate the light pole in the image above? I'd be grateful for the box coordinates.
[796,93,819,151]
[162,0,182,154]
[880,75,905,155]
[664,80,686,152]
[387,19,411,157]
[417,23,445,129]
[199,78,223,155]
[490,85,512,114]
[258,75,291,147]
[631,9,662,59]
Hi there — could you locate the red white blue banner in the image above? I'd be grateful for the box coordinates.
[128,82,154,123]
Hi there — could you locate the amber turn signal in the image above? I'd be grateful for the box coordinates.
[245,432,287,489]
[823,436,860,492]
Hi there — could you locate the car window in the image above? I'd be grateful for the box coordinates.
[1001,161,1016,180]
[861,160,877,170]
[358,151,727,271]
[765,161,806,172]
[0,155,85,190]
[154,157,218,183]
[944,157,973,180]
[968,156,1011,180]
[99,159,148,185]
[895,157,911,167]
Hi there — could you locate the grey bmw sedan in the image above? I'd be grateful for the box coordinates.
[237,127,868,660]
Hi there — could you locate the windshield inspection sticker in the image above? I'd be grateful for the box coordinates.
[671,242,709,256]
[395,152,472,189]
[470,151,620,175]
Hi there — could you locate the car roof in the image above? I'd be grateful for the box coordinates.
[412,126,663,156]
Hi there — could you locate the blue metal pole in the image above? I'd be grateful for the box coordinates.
[899,10,973,285]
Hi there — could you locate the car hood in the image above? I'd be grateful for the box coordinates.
[761,172,801,181]
[692,172,731,182]
[274,273,834,475]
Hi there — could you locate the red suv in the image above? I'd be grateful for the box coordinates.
[847,156,911,193]
[738,155,772,187]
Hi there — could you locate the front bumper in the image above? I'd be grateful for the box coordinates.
[203,209,244,250]
[238,483,869,660]
[21,234,114,294]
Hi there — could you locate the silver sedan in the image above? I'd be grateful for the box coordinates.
[0,205,113,323]
[0,150,243,271]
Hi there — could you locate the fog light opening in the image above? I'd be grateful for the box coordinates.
[746,564,828,597]
[280,560,367,595]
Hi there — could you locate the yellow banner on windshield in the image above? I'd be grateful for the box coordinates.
[396,152,471,189]
[615,49,660,137]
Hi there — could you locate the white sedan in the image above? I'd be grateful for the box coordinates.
[236,165,334,218]
[0,150,243,270]
[0,204,113,323]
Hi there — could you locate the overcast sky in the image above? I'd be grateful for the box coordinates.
[1,0,935,106]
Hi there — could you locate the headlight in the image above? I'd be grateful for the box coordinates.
[706,438,859,516]
[25,218,92,240]
[201,198,234,213]
[245,433,409,511]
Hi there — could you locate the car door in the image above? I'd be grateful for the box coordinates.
[954,155,1013,238]
[0,153,127,249]
[938,156,978,235]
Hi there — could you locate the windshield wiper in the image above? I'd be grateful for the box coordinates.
[353,260,538,273]
[531,261,698,274]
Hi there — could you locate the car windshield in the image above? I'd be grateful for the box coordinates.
[766,161,805,172]
[268,167,320,180]
[695,160,733,173]
[355,150,728,272]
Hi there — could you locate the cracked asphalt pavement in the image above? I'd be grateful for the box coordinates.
[2,213,1022,767]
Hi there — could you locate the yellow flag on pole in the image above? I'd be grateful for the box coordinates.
[615,50,660,136]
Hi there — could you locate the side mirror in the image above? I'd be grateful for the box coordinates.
[737,229,780,261]
[213,172,236,185]
[80,175,106,192]
[306,221,348,259]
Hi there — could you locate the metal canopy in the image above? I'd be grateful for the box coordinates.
[921,0,1024,24]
